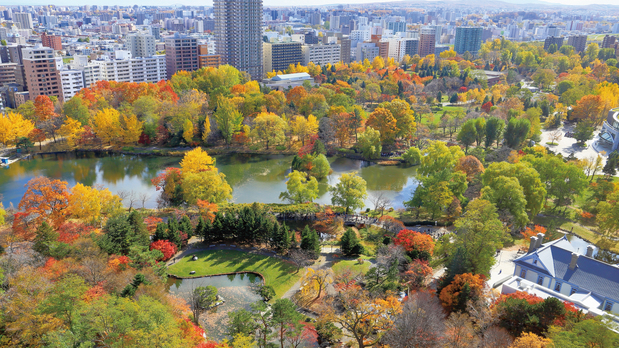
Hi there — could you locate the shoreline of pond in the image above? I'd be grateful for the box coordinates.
[26,146,407,166]
[168,270,265,281]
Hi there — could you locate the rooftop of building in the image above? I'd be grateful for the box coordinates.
[514,235,619,301]
[270,72,311,81]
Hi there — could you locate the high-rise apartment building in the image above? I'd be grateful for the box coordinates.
[214,0,263,80]
[419,27,436,57]
[309,12,321,26]
[92,51,166,83]
[388,21,406,34]
[544,36,564,51]
[13,12,33,30]
[454,27,483,55]
[263,41,302,74]
[164,34,198,79]
[41,33,62,51]
[0,63,18,85]
[602,35,617,49]
[198,44,221,68]
[22,46,63,101]
[567,35,587,53]
[59,70,84,100]
[126,33,156,58]
[301,44,341,66]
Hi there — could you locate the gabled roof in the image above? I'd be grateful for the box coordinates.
[271,72,311,81]
[514,235,619,301]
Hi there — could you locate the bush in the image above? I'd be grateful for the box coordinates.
[275,145,287,151]
[122,146,135,151]
[255,284,276,301]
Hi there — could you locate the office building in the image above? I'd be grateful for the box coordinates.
[13,12,33,30]
[419,27,436,57]
[263,41,302,74]
[214,0,263,80]
[309,12,321,26]
[567,35,587,53]
[22,46,63,101]
[403,38,419,57]
[60,70,84,100]
[544,36,564,51]
[92,51,166,83]
[164,34,198,79]
[301,44,341,66]
[454,27,483,55]
[126,33,156,58]
[41,33,62,51]
[339,36,351,64]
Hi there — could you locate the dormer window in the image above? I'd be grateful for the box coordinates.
[554,282,562,292]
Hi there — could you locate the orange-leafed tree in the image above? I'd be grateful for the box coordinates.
[196,199,218,222]
[366,107,397,143]
[17,177,70,236]
[33,95,58,123]
[439,273,486,313]
[455,155,485,181]
[393,229,435,261]
[332,112,353,147]
[571,95,604,126]
[521,225,547,239]
[28,129,46,150]
[286,86,308,106]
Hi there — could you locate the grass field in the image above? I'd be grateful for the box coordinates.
[167,249,302,299]
[420,105,467,126]
[331,258,371,277]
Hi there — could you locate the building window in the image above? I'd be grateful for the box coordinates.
[537,276,544,285]
[605,301,613,312]
[520,269,527,278]
[554,282,562,292]
[571,287,578,295]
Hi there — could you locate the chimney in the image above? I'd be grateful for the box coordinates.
[586,245,595,257]
[536,233,545,248]
[529,236,538,253]
[569,253,579,270]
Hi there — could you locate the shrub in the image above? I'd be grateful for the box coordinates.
[276,145,287,151]
[150,240,178,261]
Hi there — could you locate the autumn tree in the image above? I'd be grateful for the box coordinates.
[215,97,243,145]
[18,177,70,234]
[90,108,121,144]
[58,117,85,148]
[0,111,35,145]
[251,112,287,149]
[510,332,552,348]
[419,141,465,177]
[320,288,401,348]
[291,114,319,146]
[455,155,485,181]
[382,291,445,348]
[295,268,334,307]
[393,229,435,261]
[279,170,319,204]
[572,94,604,126]
[439,273,486,313]
[68,183,123,223]
[180,147,216,174]
[367,107,397,143]
[329,172,367,214]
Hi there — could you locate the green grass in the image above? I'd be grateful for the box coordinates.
[167,249,301,299]
[331,258,371,276]
[532,215,619,253]
[420,105,466,126]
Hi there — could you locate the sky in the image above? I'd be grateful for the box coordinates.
[6,0,619,8]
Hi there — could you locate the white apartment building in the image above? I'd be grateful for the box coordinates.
[92,51,166,83]
[126,33,156,58]
[301,44,341,66]
[60,70,85,100]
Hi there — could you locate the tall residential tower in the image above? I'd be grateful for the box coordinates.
[214,0,263,80]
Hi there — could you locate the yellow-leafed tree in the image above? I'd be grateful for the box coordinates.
[0,111,35,145]
[120,114,144,145]
[90,108,121,145]
[180,147,216,174]
[58,117,84,148]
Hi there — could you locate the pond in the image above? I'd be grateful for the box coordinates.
[0,152,419,210]
[167,273,263,341]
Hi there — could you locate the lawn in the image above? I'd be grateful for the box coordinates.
[167,249,301,299]
[420,105,466,126]
[532,215,619,253]
[331,258,371,277]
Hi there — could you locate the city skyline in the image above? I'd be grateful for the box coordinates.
[2,0,619,7]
